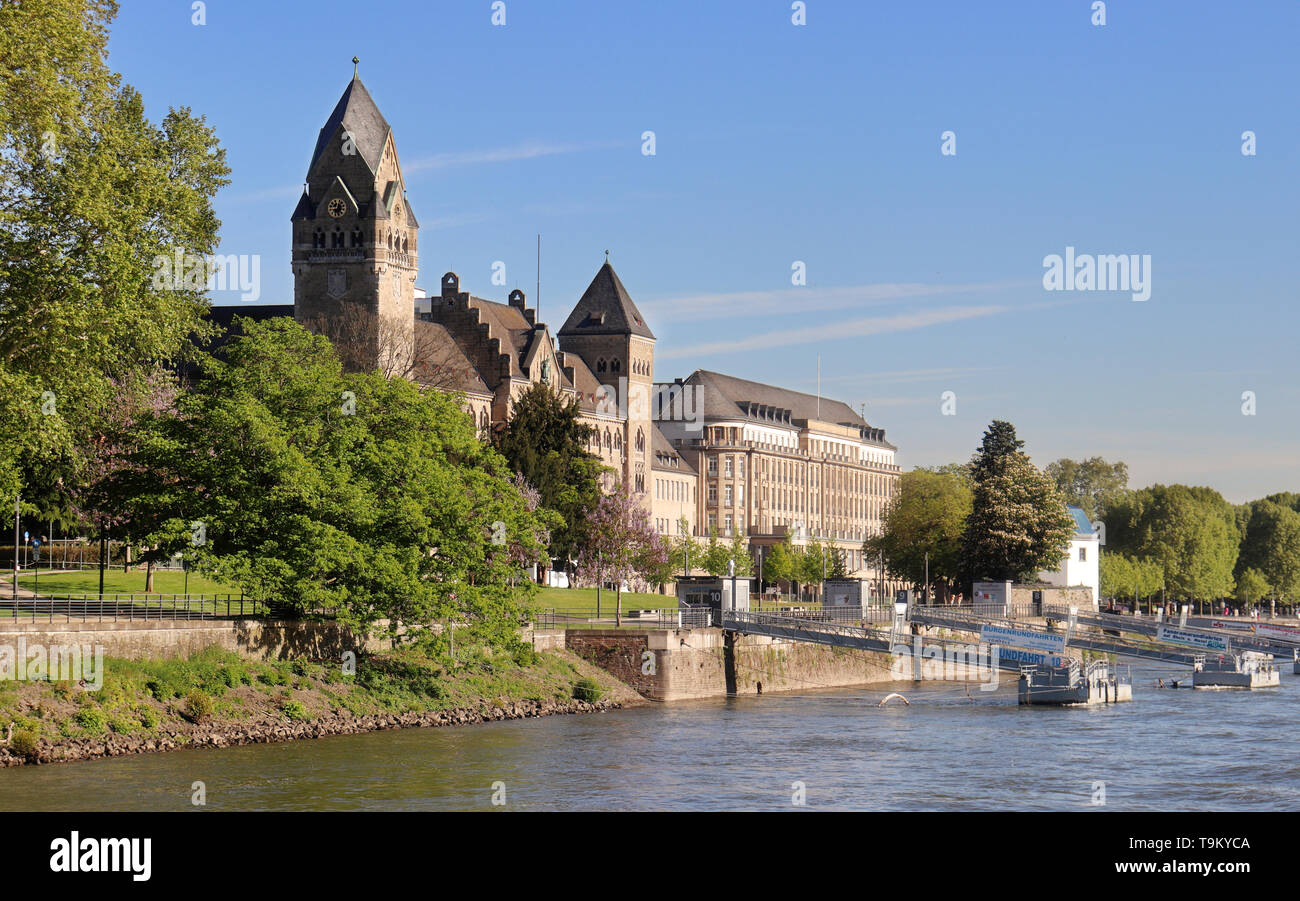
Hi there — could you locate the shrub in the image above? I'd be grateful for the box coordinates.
[281,700,309,721]
[181,690,213,723]
[10,729,39,761]
[572,678,604,703]
[139,707,160,729]
[74,707,108,734]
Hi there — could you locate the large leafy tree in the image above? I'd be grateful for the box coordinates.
[1045,457,1130,523]
[1106,484,1239,602]
[1235,499,1300,602]
[492,382,604,570]
[0,0,228,520]
[102,318,550,645]
[867,467,972,602]
[958,421,1075,585]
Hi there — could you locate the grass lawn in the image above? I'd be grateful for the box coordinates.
[5,569,238,597]
[530,586,672,615]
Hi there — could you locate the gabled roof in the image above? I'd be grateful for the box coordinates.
[558,261,655,339]
[308,76,392,175]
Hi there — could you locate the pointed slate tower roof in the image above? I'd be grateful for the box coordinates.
[558,261,655,339]
[308,76,392,175]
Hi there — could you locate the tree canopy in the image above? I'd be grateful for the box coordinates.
[492,382,605,569]
[958,421,1074,585]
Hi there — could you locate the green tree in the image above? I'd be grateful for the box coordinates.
[108,318,550,645]
[958,422,1075,586]
[492,382,605,570]
[701,526,731,577]
[1045,457,1130,522]
[763,536,795,591]
[727,532,753,577]
[1106,484,1239,603]
[827,546,849,579]
[1100,552,1136,600]
[867,467,972,602]
[0,0,229,517]
[1236,568,1272,606]
[667,516,698,579]
[1235,499,1300,602]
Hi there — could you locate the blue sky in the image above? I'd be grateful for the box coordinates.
[107,1,1297,502]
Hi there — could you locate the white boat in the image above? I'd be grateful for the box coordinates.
[1192,651,1280,689]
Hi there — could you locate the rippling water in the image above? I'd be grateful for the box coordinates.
[2,659,1296,811]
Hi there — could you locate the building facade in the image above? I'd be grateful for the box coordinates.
[291,74,897,580]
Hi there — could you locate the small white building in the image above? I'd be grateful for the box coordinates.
[1039,505,1100,607]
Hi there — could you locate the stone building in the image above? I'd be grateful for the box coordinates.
[289,73,900,580]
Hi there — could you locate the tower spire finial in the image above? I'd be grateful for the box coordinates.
[352,56,360,78]
[604,249,610,263]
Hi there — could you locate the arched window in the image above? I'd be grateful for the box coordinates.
[635,428,645,453]
[603,429,612,450]
[611,359,621,373]
[614,432,622,451]
[313,230,325,249]
[596,358,606,373]
[479,409,489,433]
[332,229,345,249]
[350,229,363,248]
[402,236,409,254]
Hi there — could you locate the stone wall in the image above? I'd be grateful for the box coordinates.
[0,619,381,662]
[566,627,906,701]
[1010,584,1094,610]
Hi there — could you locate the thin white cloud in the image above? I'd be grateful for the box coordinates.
[658,304,1014,359]
[405,140,619,173]
[814,365,1005,386]
[639,279,1027,322]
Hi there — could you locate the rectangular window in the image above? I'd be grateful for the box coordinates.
[1079,546,1087,562]
[724,485,734,506]
[708,485,718,504]
[724,514,733,535]
[724,456,734,478]
[739,458,746,478]
[707,457,718,476]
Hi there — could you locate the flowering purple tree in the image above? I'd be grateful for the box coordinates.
[574,483,667,625]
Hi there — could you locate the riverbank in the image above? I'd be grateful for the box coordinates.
[0,644,643,768]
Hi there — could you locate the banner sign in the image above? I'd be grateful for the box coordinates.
[998,647,1063,667]
[1254,623,1300,644]
[1157,625,1229,651]
[980,624,1066,654]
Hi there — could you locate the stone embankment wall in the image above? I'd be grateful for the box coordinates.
[0,619,383,662]
[566,628,908,701]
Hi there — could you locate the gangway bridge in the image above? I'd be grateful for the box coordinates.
[909,605,1198,666]
[720,609,1027,672]
[1040,604,1299,659]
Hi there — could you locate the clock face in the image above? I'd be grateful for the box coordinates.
[327,198,347,219]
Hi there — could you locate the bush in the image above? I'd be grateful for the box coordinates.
[138,707,160,729]
[10,729,39,761]
[181,690,213,723]
[572,678,604,703]
[74,707,108,734]
[281,700,309,721]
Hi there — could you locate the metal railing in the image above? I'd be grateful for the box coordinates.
[0,593,274,623]
[534,606,713,630]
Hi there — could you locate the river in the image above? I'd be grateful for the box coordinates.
[2,659,1296,811]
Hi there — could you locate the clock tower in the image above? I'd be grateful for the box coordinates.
[291,67,418,372]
